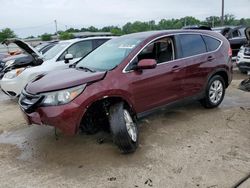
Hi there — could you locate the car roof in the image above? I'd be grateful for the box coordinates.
[119,30,221,40]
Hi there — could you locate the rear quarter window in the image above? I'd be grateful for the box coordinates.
[179,34,206,58]
[202,35,221,52]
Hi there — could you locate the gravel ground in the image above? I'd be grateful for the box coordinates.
[0,70,249,188]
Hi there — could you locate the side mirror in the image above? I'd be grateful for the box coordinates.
[64,54,73,64]
[136,59,157,70]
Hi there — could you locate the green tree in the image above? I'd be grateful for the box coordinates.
[25,36,35,39]
[0,28,17,42]
[66,28,80,32]
[224,14,236,25]
[41,33,52,41]
[80,27,88,32]
[180,16,200,26]
[205,16,221,27]
[87,26,99,32]
[110,27,123,36]
[59,32,74,40]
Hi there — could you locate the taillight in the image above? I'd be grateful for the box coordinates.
[228,47,232,56]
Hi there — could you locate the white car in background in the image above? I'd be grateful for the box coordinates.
[236,27,250,74]
[0,36,113,98]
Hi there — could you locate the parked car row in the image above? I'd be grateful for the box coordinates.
[0,39,51,79]
[0,29,231,153]
[0,37,113,97]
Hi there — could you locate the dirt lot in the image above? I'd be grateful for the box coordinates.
[0,70,249,188]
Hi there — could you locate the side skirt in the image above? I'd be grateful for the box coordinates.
[137,92,205,119]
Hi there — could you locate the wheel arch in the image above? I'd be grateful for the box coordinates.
[207,68,230,88]
[77,94,137,133]
[86,95,136,115]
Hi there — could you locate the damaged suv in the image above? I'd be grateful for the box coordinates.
[19,30,233,153]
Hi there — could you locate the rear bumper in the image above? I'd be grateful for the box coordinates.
[20,102,86,136]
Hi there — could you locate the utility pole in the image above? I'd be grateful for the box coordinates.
[221,0,224,26]
[54,19,58,38]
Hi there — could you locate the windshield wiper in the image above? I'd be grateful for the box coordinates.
[76,66,96,72]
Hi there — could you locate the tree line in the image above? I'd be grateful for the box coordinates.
[60,14,250,38]
[1,14,250,42]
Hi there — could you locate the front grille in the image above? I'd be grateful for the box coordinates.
[19,90,43,113]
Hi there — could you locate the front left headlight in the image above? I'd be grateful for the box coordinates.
[41,85,86,106]
[4,68,25,79]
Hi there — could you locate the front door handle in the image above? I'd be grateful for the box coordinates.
[207,56,215,61]
[172,65,181,72]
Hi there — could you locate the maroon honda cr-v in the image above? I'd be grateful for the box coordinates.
[19,30,233,153]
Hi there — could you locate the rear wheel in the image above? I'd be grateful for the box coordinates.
[109,102,138,154]
[200,75,225,108]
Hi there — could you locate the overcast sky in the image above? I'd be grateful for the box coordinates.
[0,0,249,38]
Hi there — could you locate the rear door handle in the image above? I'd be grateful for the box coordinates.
[207,56,215,61]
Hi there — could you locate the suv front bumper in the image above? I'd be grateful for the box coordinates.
[19,91,87,135]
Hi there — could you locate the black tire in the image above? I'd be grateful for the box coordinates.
[109,102,138,154]
[200,75,226,108]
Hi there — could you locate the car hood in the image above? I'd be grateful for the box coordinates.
[245,27,250,42]
[25,68,107,94]
[2,39,42,58]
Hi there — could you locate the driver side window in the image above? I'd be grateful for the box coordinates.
[138,37,175,64]
[126,37,175,71]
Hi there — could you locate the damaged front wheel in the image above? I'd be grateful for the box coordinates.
[109,102,138,154]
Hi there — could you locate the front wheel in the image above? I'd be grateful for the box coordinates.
[200,75,225,108]
[109,102,138,154]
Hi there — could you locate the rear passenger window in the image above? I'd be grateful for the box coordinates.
[202,36,221,52]
[179,34,206,58]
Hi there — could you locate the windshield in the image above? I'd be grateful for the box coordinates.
[43,42,70,61]
[76,37,143,71]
